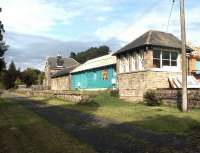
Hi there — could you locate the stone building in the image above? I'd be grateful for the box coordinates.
[113,30,192,101]
[43,55,79,87]
[51,66,78,90]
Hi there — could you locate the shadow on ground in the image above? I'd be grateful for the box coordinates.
[10,96,200,153]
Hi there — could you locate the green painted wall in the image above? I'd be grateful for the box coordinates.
[71,65,116,90]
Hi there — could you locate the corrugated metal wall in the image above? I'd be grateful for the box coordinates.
[71,65,116,90]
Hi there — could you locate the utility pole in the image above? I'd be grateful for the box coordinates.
[179,0,188,112]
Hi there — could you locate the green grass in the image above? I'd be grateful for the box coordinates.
[30,91,200,135]
[0,97,95,153]
[2,91,200,152]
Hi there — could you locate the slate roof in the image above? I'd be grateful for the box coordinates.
[114,30,192,55]
[47,57,79,69]
[51,65,78,78]
[71,54,116,74]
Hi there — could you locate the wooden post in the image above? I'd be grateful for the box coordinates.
[180,0,188,112]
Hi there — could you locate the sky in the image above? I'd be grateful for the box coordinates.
[0,0,200,70]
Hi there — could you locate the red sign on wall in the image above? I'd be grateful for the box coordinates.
[102,68,108,80]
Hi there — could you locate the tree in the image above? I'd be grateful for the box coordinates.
[38,72,45,85]
[8,61,19,87]
[70,45,110,64]
[0,21,8,73]
[1,61,18,89]
[20,68,43,87]
[14,78,22,88]
[1,71,10,89]
[70,52,76,59]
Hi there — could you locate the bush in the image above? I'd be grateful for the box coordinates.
[110,89,119,98]
[144,90,162,106]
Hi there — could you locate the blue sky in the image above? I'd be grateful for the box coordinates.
[1,0,200,70]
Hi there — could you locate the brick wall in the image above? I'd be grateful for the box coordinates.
[117,70,180,102]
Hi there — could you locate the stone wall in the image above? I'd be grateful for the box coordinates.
[144,49,153,69]
[16,89,88,103]
[44,67,63,87]
[117,70,180,102]
[51,76,70,91]
[31,85,50,91]
[155,89,200,108]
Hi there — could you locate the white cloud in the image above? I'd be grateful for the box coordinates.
[96,16,107,22]
[1,0,79,36]
[5,32,122,70]
[95,2,200,46]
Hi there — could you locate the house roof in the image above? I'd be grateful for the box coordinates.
[51,65,78,78]
[71,54,116,74]
[46,56,79,69]
[114,30,192,55]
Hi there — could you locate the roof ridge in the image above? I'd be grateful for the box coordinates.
[84,54,114,64]
[67,57,80,64]
[146,30,153,44]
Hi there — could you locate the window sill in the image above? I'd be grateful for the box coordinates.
[150,68,180,72]
[118,68,181,74]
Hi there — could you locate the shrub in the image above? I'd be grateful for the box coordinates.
[144,90,162,106]
[110,89,119,98]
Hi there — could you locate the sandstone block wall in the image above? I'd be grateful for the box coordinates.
[117,70,180,102]
[155,89,200,108]
[51,76,70,91]
[16,89,88,103]
[144,50,153,69]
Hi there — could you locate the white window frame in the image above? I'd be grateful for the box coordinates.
[124,55,129,73]
[119,55,126,73]
[131,52,137,71]
[152,50,180,72]
[128,54,132,72]
[138,50,144,70]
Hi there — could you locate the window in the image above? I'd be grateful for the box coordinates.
[128,54,132,72]
[124,55,129,72]
[119,55,129,73]
[153,50,161,68]
[119,51,145,73]
[171,52,178,66]
[162,51,170,66]
[153,50,178,69]
[138,50,144,70]
[131,52,137,71]
[119,55,125,73]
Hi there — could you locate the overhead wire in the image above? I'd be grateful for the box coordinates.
[166,0,175,32]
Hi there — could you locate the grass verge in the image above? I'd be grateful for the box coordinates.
[0,97,95,153]
[30,91,200,135]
